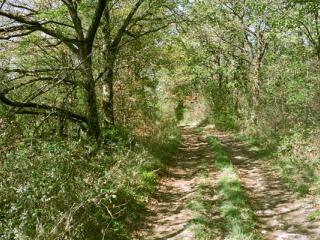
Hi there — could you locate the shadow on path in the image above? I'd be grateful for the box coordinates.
[133,127,220,240]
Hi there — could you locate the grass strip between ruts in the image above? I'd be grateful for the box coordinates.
[207,136,261,240]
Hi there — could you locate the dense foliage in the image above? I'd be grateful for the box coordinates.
[1,0,320,239]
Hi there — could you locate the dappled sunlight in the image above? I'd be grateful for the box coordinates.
[233,155,247,160]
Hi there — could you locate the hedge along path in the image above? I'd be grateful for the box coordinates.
[133,127,224,240]
[208,126,320,240]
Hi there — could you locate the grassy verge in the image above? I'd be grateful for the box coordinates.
[234,129,320,224]
[207,136,260,240]
[234,130,320,223]
[0,125,181,240]
[234,130,320,197]
[275,132,320,196]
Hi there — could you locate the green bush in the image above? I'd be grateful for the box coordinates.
[275,129,320,195]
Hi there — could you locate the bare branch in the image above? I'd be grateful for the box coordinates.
[0,67,76,74]
[0,29,37,40]
[8,3,38,13]
[2,76,80,94]
[0,0,6,9]
[62,0,85,40]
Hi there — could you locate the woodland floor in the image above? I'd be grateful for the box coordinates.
[134,126,320,240]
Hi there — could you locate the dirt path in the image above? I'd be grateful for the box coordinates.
[134,127,320,240]
[134,127,220,240]
[212,129,320,240]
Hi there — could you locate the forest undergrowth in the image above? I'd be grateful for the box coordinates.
[0,122,181,240]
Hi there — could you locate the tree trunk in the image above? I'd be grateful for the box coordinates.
[82,58,101,141]
[101,6,116,128]
[86,81,101,140]
[102,51,116,127]
[251,53,262,124]
[316,46,320,63]
[251,33,267,125]
[216,56,223,90]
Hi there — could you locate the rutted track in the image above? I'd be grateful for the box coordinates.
[134,126,320,240]
[134,127,220,240]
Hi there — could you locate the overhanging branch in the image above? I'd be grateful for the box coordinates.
[0,9,80,53]
[0,92,88,124]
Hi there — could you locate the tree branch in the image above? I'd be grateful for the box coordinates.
[298,19,316,46]
[0,10,80,52]
[120,23,171,47]
[8,3,38,13]
[0,92,88,124]
[111,0,145,50]
[62,0,85,40]
[86,0,108,50]
[1,67,76,74]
